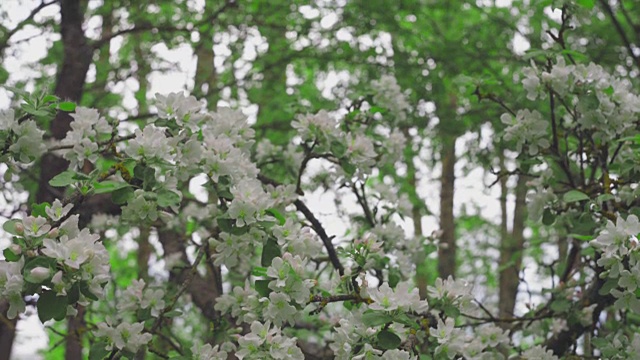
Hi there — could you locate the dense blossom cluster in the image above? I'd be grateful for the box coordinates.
[2,23,640,357]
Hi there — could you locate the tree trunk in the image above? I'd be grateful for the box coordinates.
[36,1,93,359]
[498,173,527,321]
[0,301,16,360]
[437,135,456,278]
[193,0,219,110]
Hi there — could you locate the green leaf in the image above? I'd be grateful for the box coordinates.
[255,279,272,297]
[261,238,282,267]
[542,208,555,226]
[42,95,59,104]
[596,194,615,203]
[362,311,392,327]
[377,329,401,350]
[2,219,19,235]
[57,102,76,112]
[340,159,356,177]
[331,140,347,158]
[67,282,80,305]
[31,202,50,218]
[443,304,460,318]
[563,190,589,203]
[568,233,593,241]
[80,281,99,301]
[599,277,619,296]
[164,310,182,318]
[37,291,68,322]
[550,298,571,313]
[137,165,157,191]
[265,208,286,225]
[157,189,181,207]
[185,218,197,236]
[217,217,249,235]
[111,187,134,205]
[93,181,131,194]
[21,103,49,117]
[575,0,595,9]
[49,171,76,187]
[3,247,20,262]
[24,257,56,274]
[251,267,268,277]
[89,342,110,360]
[393,313,419,329]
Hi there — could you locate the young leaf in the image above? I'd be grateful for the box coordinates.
[58,102,76,112]
[2,219,19,235]
[49,171,77,187]
[563,190,589,203]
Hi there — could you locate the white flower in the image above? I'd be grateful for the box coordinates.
[433,317,455,344]
[117,279,145,312]
[541,56,572,96]
[521,345,559,360]
[45,199,74,221]
[264,292,297,326]
[191,343,228,360]
[205,107,255,150]
[155,92,204,131]
[382,349,415,360]
[371,75,410,123]
[501,109,550,155]
[0,109,14,131]
[141,288,165,317]
[291,110,338,141]
[64,138,99,169]
[125,125,175,161]
[368,282,399,311]
[9,120,46,162]
[346,133,377,168]
[227,179,273,227]
[41,228,101,269]
[121,190,159,222]
[23,216,51,237]
[97,321,152,352]
[51,271,66,296]
[522,64,541,100]
[0,258,25,319]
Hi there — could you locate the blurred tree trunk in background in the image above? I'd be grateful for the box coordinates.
[499,173,527,321]
[437,134,456,278]
[194,0,219,110]
[46,1,93,359]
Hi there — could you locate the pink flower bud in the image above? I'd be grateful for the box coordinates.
[29,267,51,282]
[9,244,21,255]
[47,228,59,238]
[14,222,23,235]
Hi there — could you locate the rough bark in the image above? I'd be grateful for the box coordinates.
[498,173,527,322]
[437,135,456,278]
